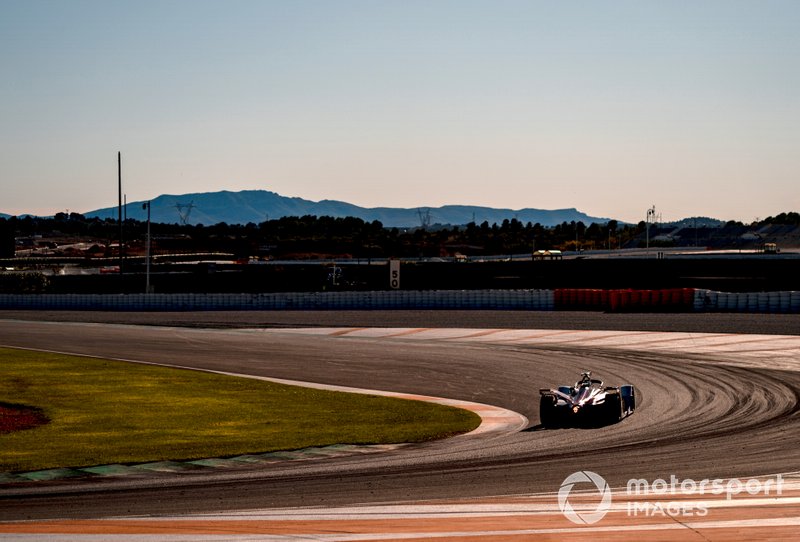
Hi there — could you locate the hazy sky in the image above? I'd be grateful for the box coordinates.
[2,1,798,223]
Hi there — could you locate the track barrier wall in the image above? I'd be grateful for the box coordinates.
[0,289,797,313]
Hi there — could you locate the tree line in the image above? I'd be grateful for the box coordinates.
[2,211,797,259]
[3,212,639,259]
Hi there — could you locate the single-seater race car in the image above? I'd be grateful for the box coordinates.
[539,371,635,427]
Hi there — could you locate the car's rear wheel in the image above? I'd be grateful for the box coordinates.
[540,395,558,427]
[601,392,624,425]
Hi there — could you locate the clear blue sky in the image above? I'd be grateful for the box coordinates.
[2,0,798,223]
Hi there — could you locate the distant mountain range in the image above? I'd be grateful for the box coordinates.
[73,190,613,228]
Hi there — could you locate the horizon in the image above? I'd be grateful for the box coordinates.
[2,186,795,226]
[2,1,798,224]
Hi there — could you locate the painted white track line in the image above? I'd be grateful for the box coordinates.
[215,372,529,440]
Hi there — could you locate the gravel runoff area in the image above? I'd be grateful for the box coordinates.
[1,309,800,335]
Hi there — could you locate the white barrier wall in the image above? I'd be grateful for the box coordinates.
[694,289,800,313]
[0,290,556,312]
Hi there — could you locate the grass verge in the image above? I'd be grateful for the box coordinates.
[0,347,480,472]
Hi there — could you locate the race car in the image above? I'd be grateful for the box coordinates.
[539,371,635,427]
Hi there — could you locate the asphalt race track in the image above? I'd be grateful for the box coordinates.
[1,311,800,539]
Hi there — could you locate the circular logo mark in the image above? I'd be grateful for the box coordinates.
[558,470,612,524]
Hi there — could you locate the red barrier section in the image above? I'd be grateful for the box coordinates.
[682,288,694,306]
[650,289,661,306]
[554,289,564,307]
[553,288,696,312]
[589,289,601,308]
[605,288,696,312]
[617,290,631,311]
[609,290,620,311]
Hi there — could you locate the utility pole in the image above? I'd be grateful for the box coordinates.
[118,152,123,278]
[143,201,151,293]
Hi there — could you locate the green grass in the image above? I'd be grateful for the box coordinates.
[0,348,480,472]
